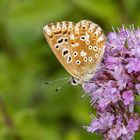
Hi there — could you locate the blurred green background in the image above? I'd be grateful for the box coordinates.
[0,0,140,140]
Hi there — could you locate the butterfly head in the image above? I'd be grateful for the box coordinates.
[70,77,81,86]
[43,20,106,85]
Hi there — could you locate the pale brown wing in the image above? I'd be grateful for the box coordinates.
[43,20,106,80]
[69,20,106,79]
[43,21,82,79]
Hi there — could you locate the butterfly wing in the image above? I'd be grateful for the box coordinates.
[59,20,106,81]
[43,21,82,79]
[43,20,106,81]
[71,20,106,76]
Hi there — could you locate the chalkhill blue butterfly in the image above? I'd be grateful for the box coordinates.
[43,20,106,85]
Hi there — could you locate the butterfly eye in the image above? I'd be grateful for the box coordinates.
[70,78,80,86]
[93,46,98,51]
[71,78,77,84]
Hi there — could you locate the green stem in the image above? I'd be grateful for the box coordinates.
[0,97,22,140]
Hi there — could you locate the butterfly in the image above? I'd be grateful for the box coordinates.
[43,20,106,85]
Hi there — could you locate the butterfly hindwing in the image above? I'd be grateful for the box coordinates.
[69,20,106,75]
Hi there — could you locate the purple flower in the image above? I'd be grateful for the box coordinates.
[135,84,140,94]
[107,124,127,139]
[98,86,121,110]
[126,58,140,73]
[87,112,115,133]
[122,90,134,105]
[137,75,140,81]
[127,118,140,132]
[83,26,140,139]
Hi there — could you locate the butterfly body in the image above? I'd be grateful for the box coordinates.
[43,20,106,85]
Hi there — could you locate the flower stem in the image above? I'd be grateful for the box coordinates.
[0,96,22,140]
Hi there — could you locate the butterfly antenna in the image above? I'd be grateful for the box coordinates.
[80,92,88,99]
[44,77,69,85]
[55,79,69,92]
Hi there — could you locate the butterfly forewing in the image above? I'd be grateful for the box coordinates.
[43,21,81,78]
[43,20,106,82]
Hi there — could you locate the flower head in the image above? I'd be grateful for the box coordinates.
[83,26,140,139]
[122,90,134,105]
